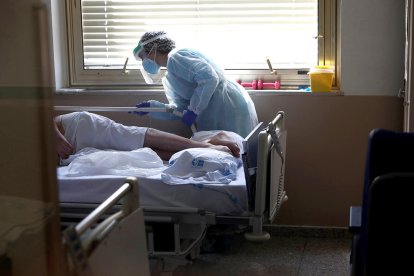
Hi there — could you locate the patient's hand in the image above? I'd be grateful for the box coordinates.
[205,131,240,158]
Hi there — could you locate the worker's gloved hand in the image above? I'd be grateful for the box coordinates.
[182,110,197,126]
[131,101,151,116]
[148,100,167,109]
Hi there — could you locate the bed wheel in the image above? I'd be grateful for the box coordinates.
[244,231,270,242]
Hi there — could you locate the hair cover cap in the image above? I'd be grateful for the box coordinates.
[133,31,175,60]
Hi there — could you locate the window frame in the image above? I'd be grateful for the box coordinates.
[65,0,338,90]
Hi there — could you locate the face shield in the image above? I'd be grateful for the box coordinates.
[133,34,167,84]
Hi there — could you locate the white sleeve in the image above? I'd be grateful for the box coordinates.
[60,111,148,153]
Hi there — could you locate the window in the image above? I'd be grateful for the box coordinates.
[66,0,337,89]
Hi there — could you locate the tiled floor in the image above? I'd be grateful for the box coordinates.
[150,226,351,276]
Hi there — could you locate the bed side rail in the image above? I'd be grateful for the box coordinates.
[63,177,149,276]
[255,111,288,221]
[54,105,197,133]
[242,122,265,209]
[244,111,287,242]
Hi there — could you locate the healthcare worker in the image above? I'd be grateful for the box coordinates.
[132,31,258,138]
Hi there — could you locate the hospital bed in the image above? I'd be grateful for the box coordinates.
[57,110,287,265]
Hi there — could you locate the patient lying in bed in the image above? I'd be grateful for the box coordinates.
[57,111,250,214]
[54,111,241,162]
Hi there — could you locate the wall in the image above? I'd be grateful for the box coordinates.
[253,93,403,227]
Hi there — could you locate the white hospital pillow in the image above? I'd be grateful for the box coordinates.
[64,147,165,177]
[161,148,242,185]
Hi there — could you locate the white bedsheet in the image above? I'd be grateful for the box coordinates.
[57,165,248,215]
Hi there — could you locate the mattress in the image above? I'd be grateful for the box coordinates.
[57,165,248,215]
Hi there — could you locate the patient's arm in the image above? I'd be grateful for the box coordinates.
[143,128,240,160]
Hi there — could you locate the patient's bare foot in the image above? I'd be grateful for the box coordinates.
[208,144,238,157]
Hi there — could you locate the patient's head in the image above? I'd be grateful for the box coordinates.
[54,117,74,159]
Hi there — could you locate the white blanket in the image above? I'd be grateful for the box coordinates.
[62,147,166,177]
[60,129,245,184]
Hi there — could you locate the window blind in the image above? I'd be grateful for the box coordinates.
[81,0,318,70]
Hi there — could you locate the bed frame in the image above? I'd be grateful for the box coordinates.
[63,177,151,275]
[60,110,287,265]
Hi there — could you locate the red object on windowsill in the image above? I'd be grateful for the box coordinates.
[236,79,280,90]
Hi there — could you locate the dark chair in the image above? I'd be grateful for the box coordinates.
[349,129,414,276]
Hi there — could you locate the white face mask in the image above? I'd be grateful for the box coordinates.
[142,45,160,74]
[142,58,160,74]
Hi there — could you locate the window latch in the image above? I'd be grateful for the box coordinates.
[122,57,129,75]
[266,57,277,75]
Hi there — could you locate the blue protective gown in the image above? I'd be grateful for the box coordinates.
[149,48,258,138]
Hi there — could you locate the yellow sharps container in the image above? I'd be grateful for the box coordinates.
[308,66,334,92]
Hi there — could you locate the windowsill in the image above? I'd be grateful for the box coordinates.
[56,88,343,96]
[248,89,342,95]
[56,88,167,96]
